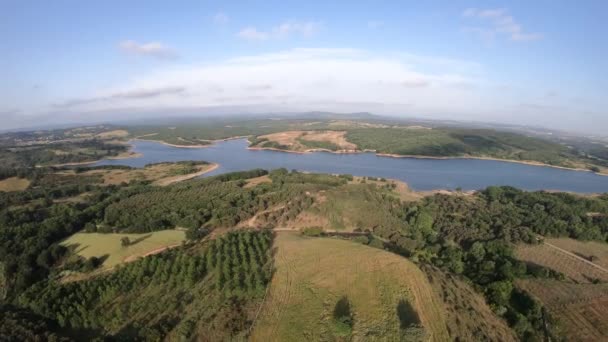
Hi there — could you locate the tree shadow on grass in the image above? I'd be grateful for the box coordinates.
[397,299,420,329]
[129,234,152,246]
[333,295,354,337]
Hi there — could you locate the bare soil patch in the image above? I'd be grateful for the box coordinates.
[257,130,357,151]
[0,177,30,192]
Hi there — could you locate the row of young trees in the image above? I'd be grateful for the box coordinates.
[19,247,208,330]
[207,230,273,298]
[17,230,274,339]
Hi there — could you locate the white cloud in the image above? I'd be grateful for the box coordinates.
[237,20,322,41]
[119,40,178,59]
[212,12,229,25]
[54,48,481,115]
[237,27,269,41]
[367,20,384,29]
[463,8,543,42]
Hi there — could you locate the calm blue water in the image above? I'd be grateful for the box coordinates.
[95,139,608,193]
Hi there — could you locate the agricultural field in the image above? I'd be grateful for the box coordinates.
[544,237,608,269]
[517,279,608,341]
[515,242,608,283]
[0,177,30,192]
[61,230,186,269]
[251,233,449,341]
[422,265,517,341]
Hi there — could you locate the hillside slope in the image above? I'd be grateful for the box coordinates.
[251,233,449,341]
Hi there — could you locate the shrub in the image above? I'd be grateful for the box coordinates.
[301,227,323,237]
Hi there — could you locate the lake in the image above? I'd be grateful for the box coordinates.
[95,139,608,193]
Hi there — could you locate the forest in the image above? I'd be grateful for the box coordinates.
[360,186,608,339]
[0,140,128,168]
[17,230,273,340]
[2,160,608,340]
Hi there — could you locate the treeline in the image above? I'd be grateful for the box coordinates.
[18,230,274,340]
[368,186,608,339]
[345,127,586,167]
[0,140,127,168]
[0,181,145,298]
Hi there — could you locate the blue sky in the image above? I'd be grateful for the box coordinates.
[1,0,607,133]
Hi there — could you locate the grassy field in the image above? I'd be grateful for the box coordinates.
[61,230,186,269]
[305,183,406,231]
[517,279,608,341]
[515,242,608,283]
[251,233,449,341]
[0,177,30,192]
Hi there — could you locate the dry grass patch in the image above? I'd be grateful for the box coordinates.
[251,233,449,341]
[257,130,357,151]
[61,230,186,270]
[300,130,357,150]
[243,175,272,188]
[517,279,608,341]
[0,177,30,192]
[77,163,216,186]
[515,242,608,283]
[423,265,517,341]
[96,129,129,138]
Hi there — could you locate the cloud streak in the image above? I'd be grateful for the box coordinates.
[55,86,185,108]
[119,40,178,59]
[463,8,543,42]
[237,20,322,41]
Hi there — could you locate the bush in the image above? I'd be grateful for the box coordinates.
[352,235,370,245]
[368,237,385,249]
[301,227,323,237]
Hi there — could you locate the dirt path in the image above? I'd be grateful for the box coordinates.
[123,243,181,262]
[543,240,608,274]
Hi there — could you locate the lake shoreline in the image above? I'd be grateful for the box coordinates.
[139,136,608,176]
[43,150,143,168]
[246,144,607,177]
